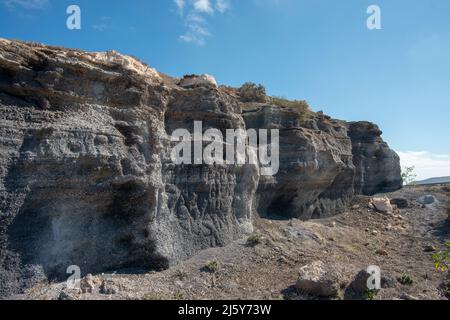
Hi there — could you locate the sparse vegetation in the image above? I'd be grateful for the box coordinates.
[270,96,311,122]
[432,242,450,272]
[397,274,414,285]
[202,260,220,273]
[246,233,263,247]
[238,82,267,103]
[142,292,184,300]
[401,166,417,185]
[174,269,188,281]
[363,290,377,300]
[270,96,310,113]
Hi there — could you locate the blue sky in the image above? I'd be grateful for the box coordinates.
[1,0,450,179]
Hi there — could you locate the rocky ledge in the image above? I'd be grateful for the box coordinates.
[0,39,402,298]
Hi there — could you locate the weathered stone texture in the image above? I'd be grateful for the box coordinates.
[0,39,402,297]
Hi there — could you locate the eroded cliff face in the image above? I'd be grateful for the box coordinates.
[0,39,401,297]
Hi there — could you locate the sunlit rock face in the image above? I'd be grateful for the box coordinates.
[0,39,401,297]
[348,121,403,196]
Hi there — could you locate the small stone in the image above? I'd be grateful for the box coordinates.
[375,249,389,256]
[80,274,96,294]
[58,290,77,300]
[400,293,419,300]
[100,279,119,295]
[381,274,396,288]
[278,256,289,264]
[424,245,437,252]
[371,230,379,236]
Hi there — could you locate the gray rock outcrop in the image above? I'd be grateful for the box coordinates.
[0,39,402,298]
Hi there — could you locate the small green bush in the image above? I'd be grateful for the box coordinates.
[238,82,267,103]
[433,242,450,272]
[401,166,417,186]
[397,274,414,286]
[202,260,220,273]
[270,96,311,122]
[270,96,310,112]
[363,290,377,300]
[246,233,263,247]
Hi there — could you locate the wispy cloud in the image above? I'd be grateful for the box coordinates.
[216,0,230,13]
[1,0,49,10]
[174,0,231,46]
[397,151,450,180]
[174,0,185,15]
[193,0,213,14]
[93,16,112,32]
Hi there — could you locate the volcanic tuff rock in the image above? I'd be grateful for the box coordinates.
[0,39,402,297]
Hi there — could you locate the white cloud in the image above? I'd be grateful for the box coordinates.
[216,0,230,13]
[175,0,230,46]
[186,12,206,24]
[174,0,185,14]
[93,16,112,32]
[193,0,213,14]
[397,151,450,181]
[2,0,49,9]
[180,21,211,46]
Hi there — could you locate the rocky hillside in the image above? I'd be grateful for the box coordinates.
[0,39,402,298]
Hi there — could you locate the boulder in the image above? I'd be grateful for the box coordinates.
[295,261,341,297]
[417,195,437,205]
[349,269,373,294]
[370,196,394,214]
[179,74,217,88]
[390,198,409,209]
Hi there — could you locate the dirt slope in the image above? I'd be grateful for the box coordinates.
[13,186,450,300]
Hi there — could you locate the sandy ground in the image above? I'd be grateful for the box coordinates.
[13,186,450,300]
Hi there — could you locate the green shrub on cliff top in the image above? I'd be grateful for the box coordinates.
[270,96,310,113]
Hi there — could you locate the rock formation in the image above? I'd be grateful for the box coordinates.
[0,39,402,297]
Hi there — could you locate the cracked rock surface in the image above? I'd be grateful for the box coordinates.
[0,39,402,298]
